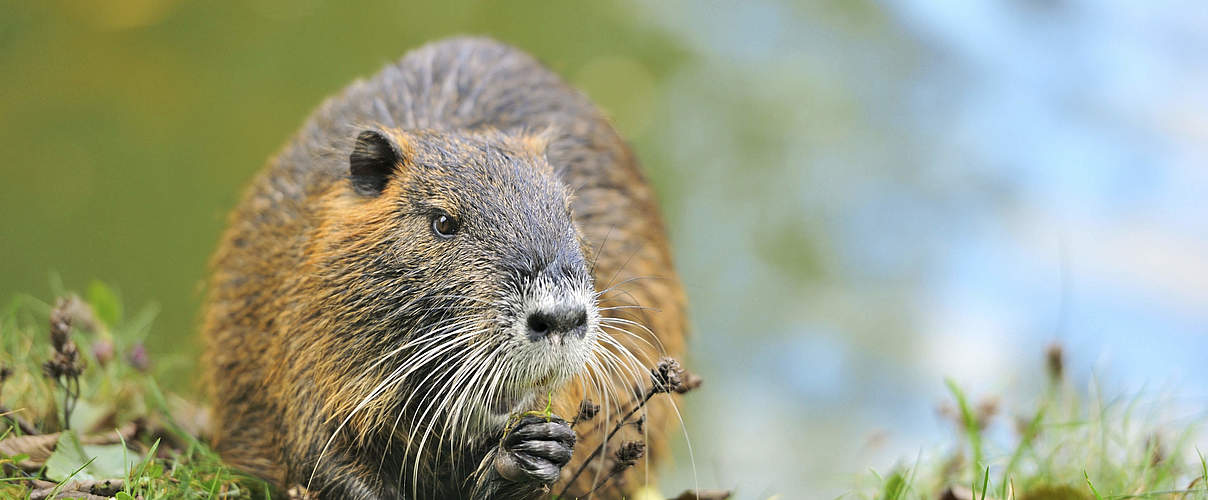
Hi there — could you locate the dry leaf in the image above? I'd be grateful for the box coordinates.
[0,432,60,470]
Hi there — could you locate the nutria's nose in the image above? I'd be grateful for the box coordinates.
[526,305,588,341]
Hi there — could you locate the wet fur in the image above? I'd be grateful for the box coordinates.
[202,37,687,499]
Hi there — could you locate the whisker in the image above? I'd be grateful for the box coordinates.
[308,330,473,492]
[598,304,659,313]
[587,224,617,276]
[593,274,666,300]
[599,323,661,355]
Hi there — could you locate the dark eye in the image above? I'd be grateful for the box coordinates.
[431,212,460,238]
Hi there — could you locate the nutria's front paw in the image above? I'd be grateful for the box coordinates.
[494,415,575,485]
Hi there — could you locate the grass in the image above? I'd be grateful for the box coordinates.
[0,284,269,499]
[862,347,1208,500]
[3,286,1207,499]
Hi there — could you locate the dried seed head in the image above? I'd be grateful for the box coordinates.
[575,400,600,424]
[58,295,98,334]
[611,441,646,473]
[49,297,74,350]
[1045,342,1064,382]
[43,348,85,380]
[650,357,685,394]
[44,297,86,380]
[633,413,646,434]
[975,397,999,431]
[675,370,702,394]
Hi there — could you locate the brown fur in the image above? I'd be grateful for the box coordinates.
[202,37,687,499]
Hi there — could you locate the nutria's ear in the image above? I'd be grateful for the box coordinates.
[349,130,402,196]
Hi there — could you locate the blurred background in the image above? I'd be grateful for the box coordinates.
[2,0,1206,498]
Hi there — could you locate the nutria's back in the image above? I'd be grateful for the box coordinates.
[203,37,687,499]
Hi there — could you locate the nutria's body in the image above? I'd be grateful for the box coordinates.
[202,38,687,499]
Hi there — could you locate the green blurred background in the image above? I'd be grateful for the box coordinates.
[6,1,1208,497]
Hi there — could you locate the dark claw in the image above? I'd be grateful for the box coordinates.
[504,415,575,448]
[510,439,573,465]
[495,414,575,485]
[494,449,564,484]
[513,452,561,483]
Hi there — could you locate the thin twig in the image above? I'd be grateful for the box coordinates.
[586,441,645,495]
[557,389,655,497]
[0,406,39,435]
[557,357,696,498]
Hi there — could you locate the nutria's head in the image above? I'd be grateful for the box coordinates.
[307,126,600,445]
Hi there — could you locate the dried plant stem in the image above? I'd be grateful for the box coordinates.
[61,376,79,430]
[572,400,600,428]
[43,296,86,430]
[585,462,630,495]
[556,389,655,497]
[588,441,645,495]
[557,358,697,498]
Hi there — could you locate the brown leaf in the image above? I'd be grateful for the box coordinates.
[29,487,112,500]
[0,432,59,470]
[25,478,124,499]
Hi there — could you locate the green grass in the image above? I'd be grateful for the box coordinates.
[0,284,270,499]
[862,363,1208,500]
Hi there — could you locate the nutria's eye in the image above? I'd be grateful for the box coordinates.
[431,213,460,238]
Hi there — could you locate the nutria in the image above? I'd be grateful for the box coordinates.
[201,37,687,499]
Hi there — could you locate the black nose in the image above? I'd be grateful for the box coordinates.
[526,305,588,341]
